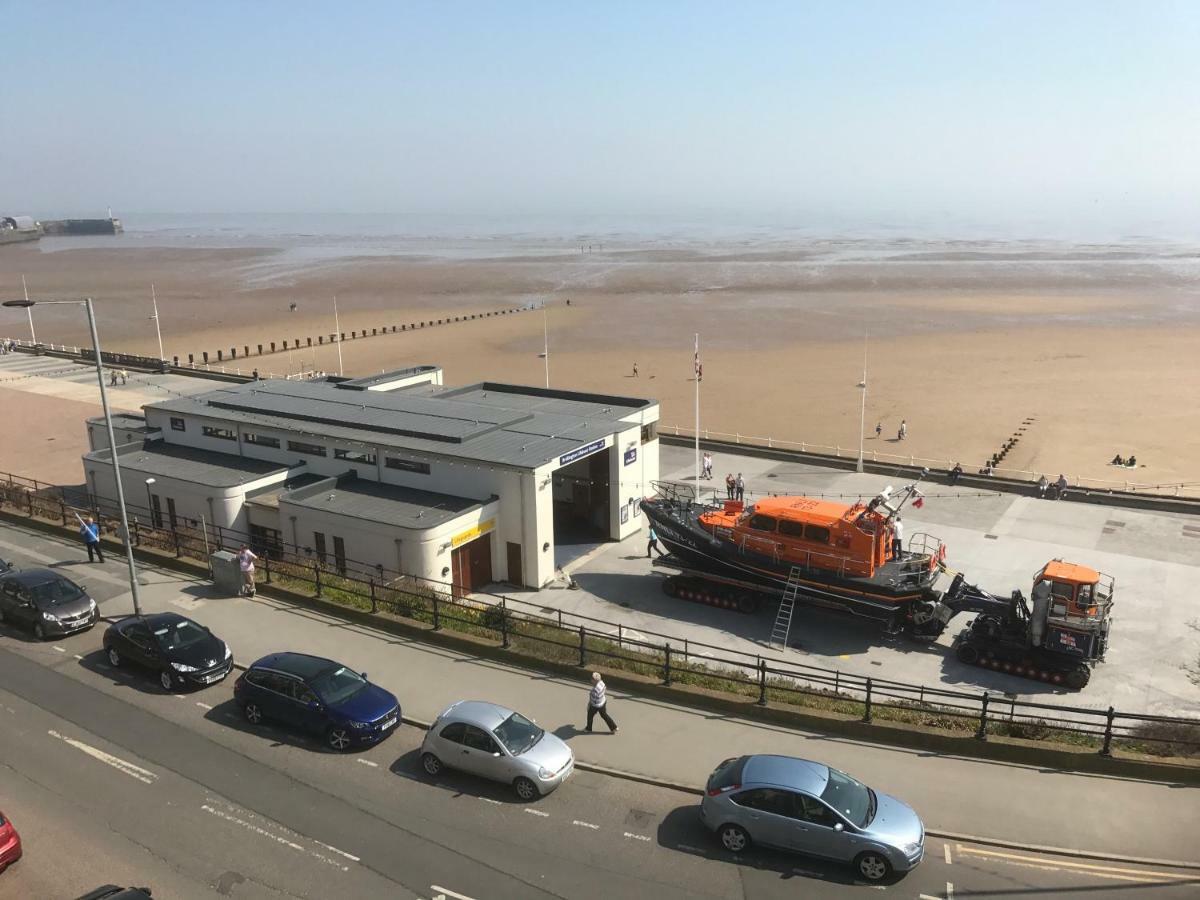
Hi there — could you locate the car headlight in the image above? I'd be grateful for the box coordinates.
[171,662,199,672]
[537,767,555,779]
[223,644,233,661]
[902,841,922,856]
[41,611,59,622]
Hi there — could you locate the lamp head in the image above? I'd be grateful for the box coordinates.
[3,300,35,308]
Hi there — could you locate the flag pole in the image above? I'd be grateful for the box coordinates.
[22,275,36,343]
[694,333,700,490]
[332,295,344,376]
[151,284,165,361]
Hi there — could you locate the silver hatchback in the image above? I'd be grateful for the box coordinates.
[420,700,574,801]
[700,755,924,882]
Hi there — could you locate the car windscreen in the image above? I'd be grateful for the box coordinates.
[153,620,210,651]
[29,578,84,607]
[493,712,544,755]
[310,666,367,705]
[819,767,873,828]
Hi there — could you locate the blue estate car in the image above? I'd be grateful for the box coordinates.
[234,652,401,752]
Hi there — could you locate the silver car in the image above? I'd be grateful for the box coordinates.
[420,700,574,801]
[700,754,924,882]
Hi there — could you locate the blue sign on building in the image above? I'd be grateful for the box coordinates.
[559,438,606,467]
[623,447,637,466]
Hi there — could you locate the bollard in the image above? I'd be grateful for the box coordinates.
[372,328,377,335]
[500,598,510,648]
[976,692,989,740]
[307,337,312,347]
[664,643,672,685]
[757,658,767,705]
[282,340,288,350]
[863,677,873,722]
[217,350,223,361]
[270,342,276,352]
[578,626,587,666]
[318,335,324,344]
[244,346,249,357]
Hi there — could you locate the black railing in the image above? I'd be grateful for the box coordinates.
[1,473,1197,758]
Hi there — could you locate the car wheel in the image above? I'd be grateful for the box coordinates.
[719,823,751,853]
[107,646,121,667]
[421,752,443,776]
[854,851,892,882]
[34,623,46,641]
[513,776,538,802]
[327,727,352,752]
[243,702,263,725]
[160,670,175,692]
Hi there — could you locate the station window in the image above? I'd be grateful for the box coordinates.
[244,432,281,449]
[335,448,377,465]
[202,425,236,441]
[748,514,778,532]
[170,417,186,432]
[385,456,430,475]
[287,440,327,457]
[641,422,658,444]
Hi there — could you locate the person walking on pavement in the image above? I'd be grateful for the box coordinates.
[898,419,907,441]
[119,369,128,385]
[891,515,904,558]
[109,369,118,387]
[237,545,259,596]
[585,672,618,733]
[725,473,735,500]
[647,525,665,558]
[79,516,104,563]
[735,473,745,501]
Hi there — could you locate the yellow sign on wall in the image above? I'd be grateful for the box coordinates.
[451,518,496,548]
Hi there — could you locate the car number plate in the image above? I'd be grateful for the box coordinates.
[381,717,397,730]
[205,672,223,683]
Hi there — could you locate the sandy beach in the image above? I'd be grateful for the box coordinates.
[2,237,1198,489]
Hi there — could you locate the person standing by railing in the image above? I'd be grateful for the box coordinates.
[238,545,259,596]
[735,473,745,501]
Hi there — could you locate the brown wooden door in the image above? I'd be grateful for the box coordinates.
[507,542,523,587]
[469,536,492,589]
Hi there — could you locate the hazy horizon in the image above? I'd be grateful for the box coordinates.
[5,2,1200,238]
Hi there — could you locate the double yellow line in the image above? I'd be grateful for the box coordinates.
[956,845,1199,885]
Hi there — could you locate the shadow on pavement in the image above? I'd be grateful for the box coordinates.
[388,747,531,805]
[77,646,168,695]
[0,620,43,643]
[656,806,893,888]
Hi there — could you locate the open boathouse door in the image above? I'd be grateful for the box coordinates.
[552,439,611,568]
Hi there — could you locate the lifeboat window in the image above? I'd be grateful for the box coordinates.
[748,514,778,532]
[804,525,831,544]
[778,520,805,538]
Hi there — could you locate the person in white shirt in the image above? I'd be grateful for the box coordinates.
[586,672,618,733]
[237,546,259,596]
[892,516,904,558]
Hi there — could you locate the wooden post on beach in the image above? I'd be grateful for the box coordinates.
[270,342,275,352]
[217,350,222,361]
[257,344,262,354]
[244,345,249,357]
[202,352,209,364]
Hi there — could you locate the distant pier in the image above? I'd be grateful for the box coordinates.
[41,217,123,236]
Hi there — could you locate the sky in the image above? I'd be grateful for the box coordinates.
[2,1,1199,234]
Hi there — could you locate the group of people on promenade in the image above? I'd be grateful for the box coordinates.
[107,368,129,386]
[0,339,18,354]
[725,472,745,501]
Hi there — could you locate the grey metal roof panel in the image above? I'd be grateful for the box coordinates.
[86,442,289,487]
[282,478,485,528]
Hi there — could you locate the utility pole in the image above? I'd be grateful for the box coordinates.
[542,302,550,389]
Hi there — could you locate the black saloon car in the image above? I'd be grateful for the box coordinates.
[104,613,233,692]
[0,568,98,640]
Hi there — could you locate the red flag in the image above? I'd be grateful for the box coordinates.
[694,337,701,382]
[912,496,925,509]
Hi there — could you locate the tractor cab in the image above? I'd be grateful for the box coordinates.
[1030,560,1113,661]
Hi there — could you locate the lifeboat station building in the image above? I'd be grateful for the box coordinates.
[83,366,660,592]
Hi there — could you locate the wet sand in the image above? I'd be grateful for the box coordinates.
[1,241,1198,489]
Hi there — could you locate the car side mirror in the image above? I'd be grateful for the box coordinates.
[360,672,368,680]
[833,823,844,833]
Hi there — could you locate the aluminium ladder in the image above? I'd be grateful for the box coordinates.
[769,566,803,649]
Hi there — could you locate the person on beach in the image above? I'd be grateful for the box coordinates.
[949,462,963,484]
[646,525,665,559]
[898,419,907,441]
[79,516,104,563]
[252,369,260,380]
[585,672,618,734]
[735,473,745,501]
[237,545,259,596]
[980,461,994,476]
[1111,454,1124,466]
[1037,474,1049,498]
[632,362,638,377]
[892,515,904,558]
[875,421,882,439]
[1127,455,1137,467]
[725,473,735,499]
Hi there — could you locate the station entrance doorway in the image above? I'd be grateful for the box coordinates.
[552,447,611,568]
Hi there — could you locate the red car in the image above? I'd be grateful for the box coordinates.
[0,810,21,872]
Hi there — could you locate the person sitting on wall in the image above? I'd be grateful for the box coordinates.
[949,463,963,484]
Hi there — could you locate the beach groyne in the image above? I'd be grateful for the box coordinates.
[41,217,123,235]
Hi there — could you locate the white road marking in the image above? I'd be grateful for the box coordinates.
[48,730,158,784]
[201,804,349,872]
[430,886,478,900]
[196,701,213,710]
[944,843,952,865]
[356,758,378,767]
[523,808,550,818]
[946,882,955,900]
[315,840,361,862]
[174,694,186,699]
[478,796,502,805]
[572,820,600,830]
[53,646,65,653]
[919,894,941,900]
[955,845,1193,882]
[73,653,83,660]
[623,832,652,842]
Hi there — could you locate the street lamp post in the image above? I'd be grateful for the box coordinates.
[856,331,868,474]
[3,296,142,615]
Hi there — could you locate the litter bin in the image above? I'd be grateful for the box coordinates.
[211,550,241,595]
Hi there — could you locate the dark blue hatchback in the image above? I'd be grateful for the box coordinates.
[234,652,401,752]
